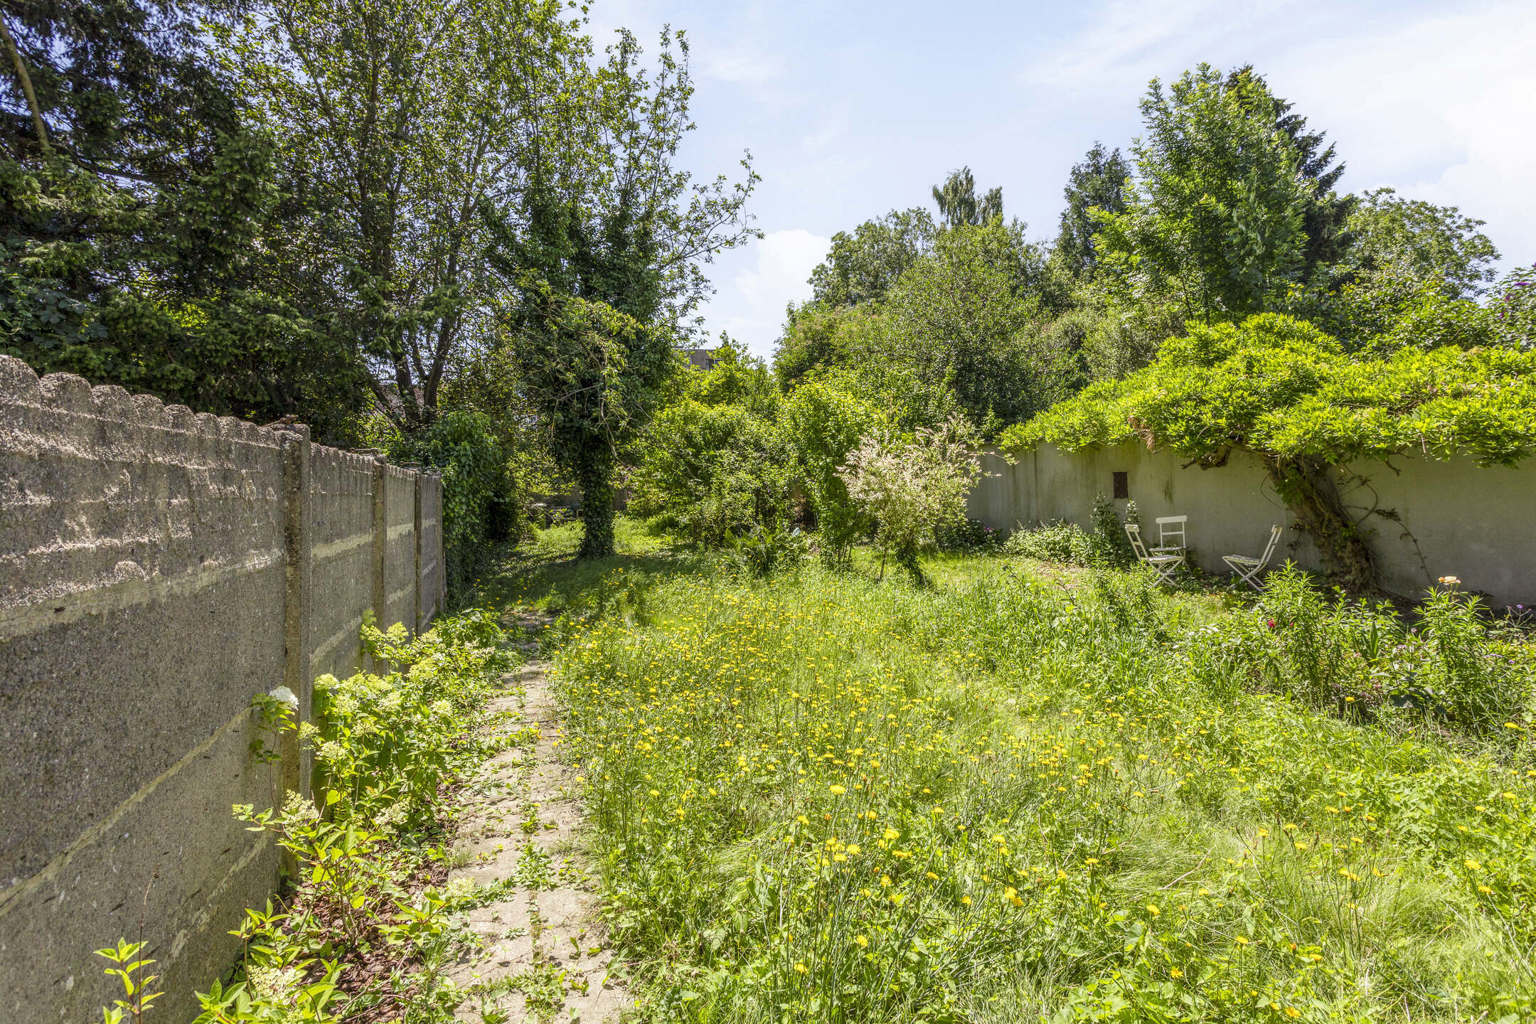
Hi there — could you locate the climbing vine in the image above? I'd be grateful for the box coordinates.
[1001,314,1536,590]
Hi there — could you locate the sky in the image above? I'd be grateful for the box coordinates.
[588,0,1536,360]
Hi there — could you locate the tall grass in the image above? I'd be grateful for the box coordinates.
[536,546,1535,1023]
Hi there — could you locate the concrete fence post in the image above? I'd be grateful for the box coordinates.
[278,425,312,799]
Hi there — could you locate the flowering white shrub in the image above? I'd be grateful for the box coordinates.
[838,415,984,583]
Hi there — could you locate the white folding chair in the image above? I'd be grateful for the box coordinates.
[1223,525,1283,591]
[1125,523,1185,584]
[1155,515,1188,554]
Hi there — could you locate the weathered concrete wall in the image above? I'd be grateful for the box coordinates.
[383,466,418,631]
[968,443,1533,607]
[419,473,445,630]
[0,355,446,1022]
[308,446,376,680]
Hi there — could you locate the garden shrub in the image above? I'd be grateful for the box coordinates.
[935,516,1001,553]
[1003,520,1092,565]
[1234,567,1534,734]
[387,410,516,594]
[102,609,514,1021]
[1086,492,1135,567]
[839,414,984,584]
[628,398,791,547]
[779,374,887,565]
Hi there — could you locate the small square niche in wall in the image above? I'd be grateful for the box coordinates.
[1112,471,1129,499]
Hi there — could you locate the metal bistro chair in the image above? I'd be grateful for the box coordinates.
[1223,524,1284,591]
[1125,522,1185,584]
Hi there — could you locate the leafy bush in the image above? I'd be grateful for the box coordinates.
[1002,520,1092,565]
[724,523,807,578]
[935,517,1000,553]
[387,410,516,593]
[628,398,791,547]
[1187,566,1535,735]
[1086,493,1135,567]
[838,415,984,584]
[779,374,887,564]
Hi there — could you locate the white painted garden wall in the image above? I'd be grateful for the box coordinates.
[967,442,1533,608]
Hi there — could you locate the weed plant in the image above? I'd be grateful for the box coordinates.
[553,558,1536,1023]
[99,610,517,1023]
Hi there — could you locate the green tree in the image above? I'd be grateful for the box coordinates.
[1344,188,1500,300]
[0,1,365,437]
[774,300,887,387]
[1055,142,1130,279]
[1226,65,1353,282]
[487,29,757,559]
[230,0,590,432]
[883,220,1071,431]
[932,166,1003,229]
[779,371,888,565]
[628,398,788,546]
[807,207,935,308]
[1097,65,1312,324]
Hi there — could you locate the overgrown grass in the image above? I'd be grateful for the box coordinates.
[514,524,1536,1023]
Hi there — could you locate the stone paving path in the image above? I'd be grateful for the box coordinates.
[448,623,628,1023]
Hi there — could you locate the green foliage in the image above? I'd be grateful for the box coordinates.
[628,398,790,547]
[680,340,781,416]
[1226,65,1353,284]
[99,609,513,1023]
[551,555,1536,1023]
[1002,520,1093,565]
[1345,188,1500,300]
[724,523,807,578]
[226,0,597,432]
[779,373,889,564]
[95,940,162,1024]
[487,29,758,559]
[1096,64,1312,323]
[1005,313,1536,588]
[931,165,1004,229]
[807,208,936,309]
[1490,265,1536,349]
[882,219,1071,431]
[386,410,515,592]
[1201,566,1534,735]
[1055,143,1131,280]
[1,4,368,440]
[1088,493,1136,567]
[1006,313,1536,468]
[839,415,985,584]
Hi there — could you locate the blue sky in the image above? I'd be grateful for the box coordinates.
[591,0,1536,359]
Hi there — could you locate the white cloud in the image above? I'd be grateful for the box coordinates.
[700,44,786,87]
[699,229,831,360]
[1021,0,1536,268]
[1270,0,1536,267]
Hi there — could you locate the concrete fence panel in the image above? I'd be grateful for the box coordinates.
[968,443,1533,607]
[0,355,446,1022]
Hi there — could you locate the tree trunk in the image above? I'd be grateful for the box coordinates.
[1264,455,1376,592]
[575,449,615,560]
